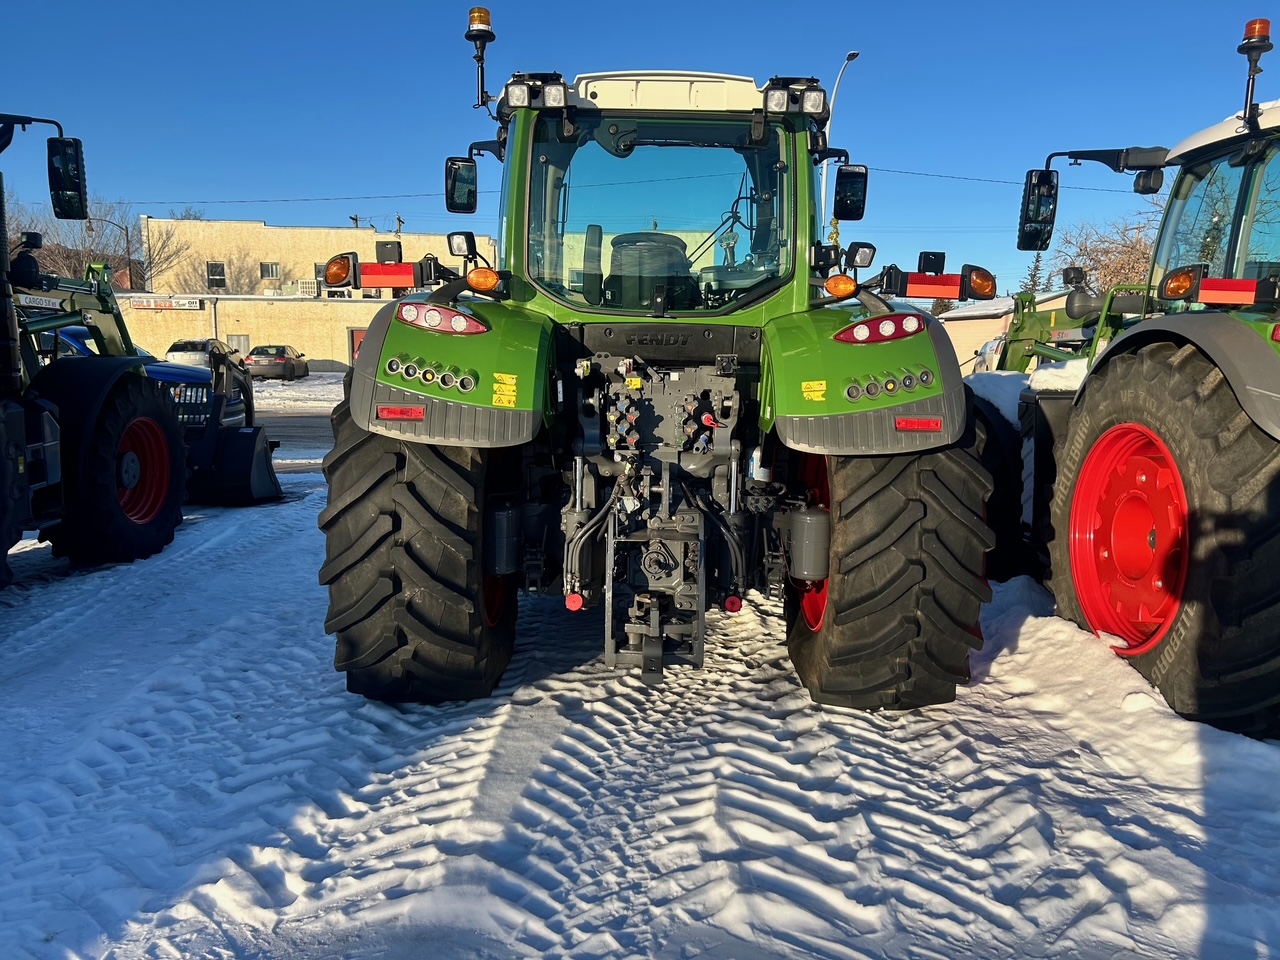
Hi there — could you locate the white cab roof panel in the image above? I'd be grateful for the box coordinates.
[1167,99,1280,162]
[570,72,762,112]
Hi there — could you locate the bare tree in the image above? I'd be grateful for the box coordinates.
[1048,206,1162,295]
[930,298,956,316]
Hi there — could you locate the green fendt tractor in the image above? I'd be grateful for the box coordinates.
[1001,17,1280,731]
[0,116,185,588]
[318,8,999,710]
[1,114,282,590]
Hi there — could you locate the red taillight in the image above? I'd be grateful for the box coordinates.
[895,416,944,432]
[275,358,286,363]
[834,312,926,344]
[1270,324,1280,343]
[376,405,426,421]
[396,302,489,335]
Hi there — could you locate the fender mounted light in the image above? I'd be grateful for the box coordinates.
[823,274,858,299]
[468,267,501,292]
[1159,265,1202,301]
[834,312,927,344]
[324,253,358,288]
[962,265,996,300]
[396,302,490,334]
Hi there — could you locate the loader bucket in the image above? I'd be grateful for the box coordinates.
[186,424,283,505]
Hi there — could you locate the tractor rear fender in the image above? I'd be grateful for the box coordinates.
[1084,314,1280,442]
[762,309,968,455]
[349,300,554,447]
[26,355,149,479]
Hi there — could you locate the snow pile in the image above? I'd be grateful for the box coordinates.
[3,481,1279,959]
[1028,357,1089,392]
[252,372,346,413]
[966,369,1027,427]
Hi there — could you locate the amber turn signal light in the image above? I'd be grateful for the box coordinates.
[824,274,858,299]
[1159,265,1201,300]
[324,256,352,287]
[467,267,501,292]
[965,267,996,300]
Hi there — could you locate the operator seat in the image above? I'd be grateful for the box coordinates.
[603,232,701,311]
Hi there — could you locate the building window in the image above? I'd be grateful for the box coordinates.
[260,262,281,280]
[207,262,226,289]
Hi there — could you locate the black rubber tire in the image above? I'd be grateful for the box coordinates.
[971,393,1028,582]
[284,362,295,382]
[1049,342,1280,732]
[318,390,517,703]
[46,376,185,565]
[786,422,995,710]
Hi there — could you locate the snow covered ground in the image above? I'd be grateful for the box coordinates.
[251,372,347,413]
[4,473,1280,959]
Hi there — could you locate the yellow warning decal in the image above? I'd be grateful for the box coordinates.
[493,393,517,408]
[493,372,518,385]
[492,382,517,397]
[802,379,827,402]
[625,376,643,391]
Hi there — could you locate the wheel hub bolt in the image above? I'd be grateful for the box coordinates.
[118,451,141,490]
[1138,472,1147,483]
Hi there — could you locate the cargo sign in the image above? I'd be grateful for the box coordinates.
[129,297,203,310]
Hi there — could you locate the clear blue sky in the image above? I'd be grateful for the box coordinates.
[4,0,1272,292]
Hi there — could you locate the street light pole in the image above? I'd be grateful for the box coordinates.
[819,51,860,235]
[86,217,134,289]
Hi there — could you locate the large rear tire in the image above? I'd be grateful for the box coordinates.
[786,424,995,710]
[971,393,1027,582]
[46,376,185,565]
[319,393,517,702]
[1050,342,1280,731]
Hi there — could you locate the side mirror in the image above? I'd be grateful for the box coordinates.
[1017,168,1058,252]
[832,164,868,221]
[1062,265,1086,288]
[1134,169,1164,195]
[445,157,478,214]
[845,242,876,269]
[48,137,88,220]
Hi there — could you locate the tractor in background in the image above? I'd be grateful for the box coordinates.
[993,18,1280,732]
[1,113,281,590]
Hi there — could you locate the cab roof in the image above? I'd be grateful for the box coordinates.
[1167,99,1280,162]
[568,72,763,112]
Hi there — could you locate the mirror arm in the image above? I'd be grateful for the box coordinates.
[0,114,63,136]
[811,147,849,166]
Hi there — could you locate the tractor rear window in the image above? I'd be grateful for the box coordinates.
[526,115,793,314]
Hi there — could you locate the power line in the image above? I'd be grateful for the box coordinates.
[86,164,1140,208]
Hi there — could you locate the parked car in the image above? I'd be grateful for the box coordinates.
[972,336,1005,373]
[52,326,247,429]
[165,338,244,370]
[245,344,310,380]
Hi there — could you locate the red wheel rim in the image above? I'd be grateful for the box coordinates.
[482,574,505,628]
[117,417,170,524]
[1069,423,1189,655]
[797,454,830,632]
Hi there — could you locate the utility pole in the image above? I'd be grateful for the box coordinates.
[819,51,860,236]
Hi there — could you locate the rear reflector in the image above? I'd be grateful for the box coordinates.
[905,273,962,299]
[376,405,426,421]
[895,416,944,432]
[1199,278,1257,305]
